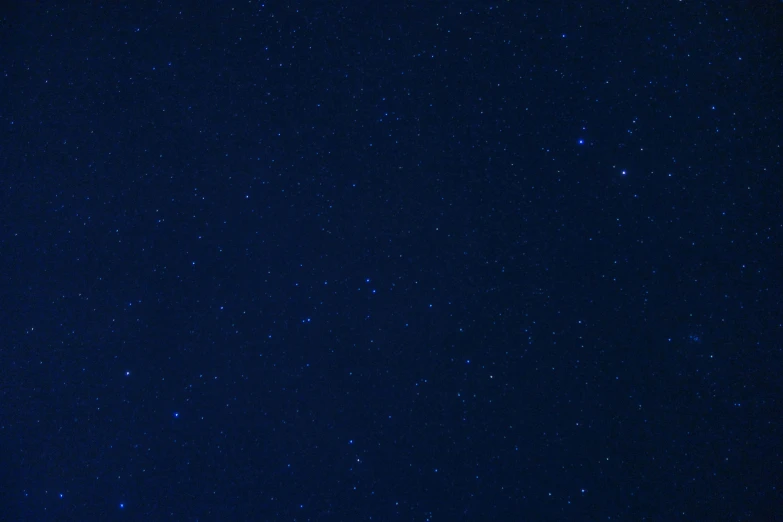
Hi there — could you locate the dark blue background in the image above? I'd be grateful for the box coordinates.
[1,1,781,520]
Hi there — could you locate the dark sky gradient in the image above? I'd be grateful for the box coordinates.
[1,2,781,521]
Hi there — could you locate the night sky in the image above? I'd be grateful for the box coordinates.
[1,2,782,521]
